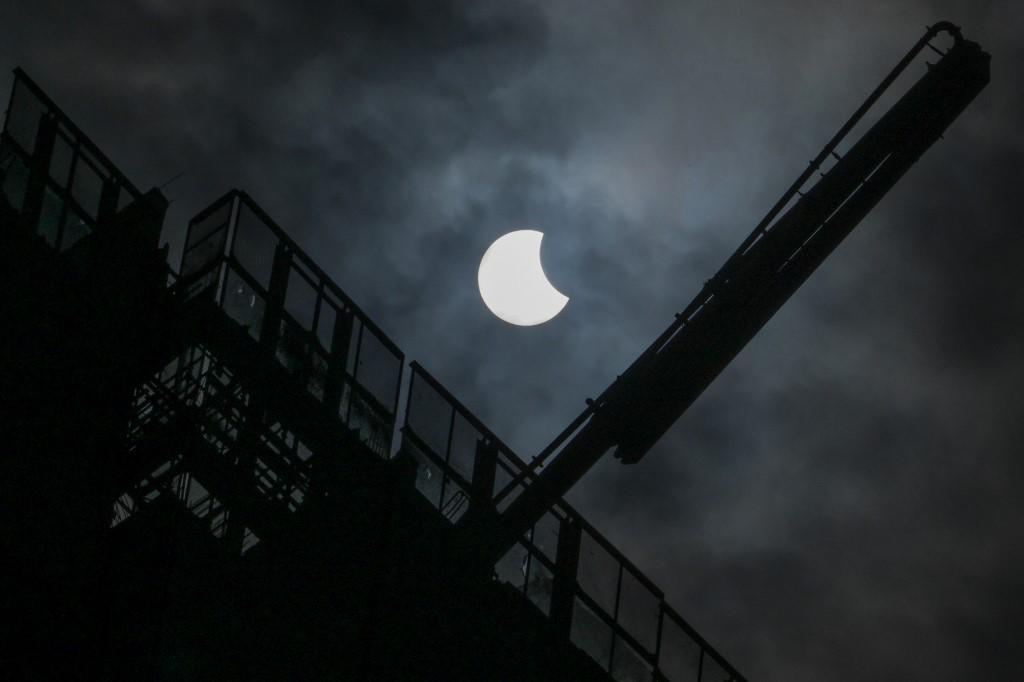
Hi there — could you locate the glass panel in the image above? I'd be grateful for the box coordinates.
[618,568,660,654]
[315,297,336,352]
[185,267,221,302]
[231,202,278,289]
[354,327,401,412]
[338,381,352,422]
[71,156,103,219]
[612,636,653,682]
[658,614,702,682]
[526,555,554,616]
[495,541,529,592]
[345,319,362,375]
[305,349,328,402]
[578,529,621,614]
[407,440,443,509]
[37,186,64,247]
[447,413,481,483]
[285,266,317,331]
[187,200,231,251]
[699,655,734,682]
[572,596,613,670]
[406,374,452,458]
[493,458,524,513]
[5,80,46,154]
[241,527,261,555]
[275,318,310,375]
[532,510,561,562]
[182,223,227,279]
[1,154,29,212]
[222,268,265,341]
[184,476,210,509]
[49,134,73,187]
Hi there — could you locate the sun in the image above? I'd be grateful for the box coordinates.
[477,230,569,326]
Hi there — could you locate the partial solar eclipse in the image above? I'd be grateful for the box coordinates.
[478,230,569,326]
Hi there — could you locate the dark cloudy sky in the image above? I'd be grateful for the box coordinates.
[3,1,1022,679]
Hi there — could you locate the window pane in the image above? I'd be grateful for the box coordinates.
[231,202,278,289]
[182,224,228,279]
[658,613,702,682]
[38,186,64,247]
[315,297,336,352]
[526,554,554,616]
[49,134,73,187]
[618,568,660,654]
[699,655,735,682]
[493,457,524,513]
[577,529,621,615]
[495,541,529,592]
[183,200,230,278]
[275,317,310,376]
[222,268,265,341]
[187,199,232,250]
[354,326,401,412]
[612,635,653,682]
[405,373,452,458]
[532,510,560,562]
[447,413,481,483]
[5,80,46,154]
[285,266,317,331]
[407,438,443,510]
[572,596,613,670]
[71,156,103,219]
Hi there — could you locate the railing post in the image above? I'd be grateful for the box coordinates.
[550,515,581,641]
[97,177,120,225]
[260,241,291,360]
[17,112,56,237]
[470,438,498,509]
[323,308,354,417]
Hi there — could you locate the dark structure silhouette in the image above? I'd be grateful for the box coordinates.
[0,22,987,681]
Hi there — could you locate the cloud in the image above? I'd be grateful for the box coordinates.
[2,1,1021,679]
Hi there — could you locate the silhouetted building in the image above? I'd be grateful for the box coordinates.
[0,21,989,680]
[0,69,744,681]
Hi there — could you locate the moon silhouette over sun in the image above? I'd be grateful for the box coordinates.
[478,230,569,326]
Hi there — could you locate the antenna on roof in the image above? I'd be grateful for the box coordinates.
[158,170,185,190]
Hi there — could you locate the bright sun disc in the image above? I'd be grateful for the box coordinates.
[477,230,569,326]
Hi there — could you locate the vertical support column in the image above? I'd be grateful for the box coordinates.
[470,438,498,511]
[223,242,290,553]
[652,604,666,682]
[17,113,56,236]
[323,307,354,418]
[260,241,292,361]
[549,515,581,641]
[448,438,501,584]
[97,178,120,225]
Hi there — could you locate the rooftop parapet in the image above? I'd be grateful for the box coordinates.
[1,68,151,251]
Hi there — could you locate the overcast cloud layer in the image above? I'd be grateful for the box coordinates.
[2,1,1022,679]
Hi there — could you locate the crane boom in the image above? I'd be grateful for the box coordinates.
[460,23,989,566]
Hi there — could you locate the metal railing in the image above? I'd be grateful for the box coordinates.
[3,67,747,681]
[1,68,143,250]
[178,190,405,458]
[402,363,745,682]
